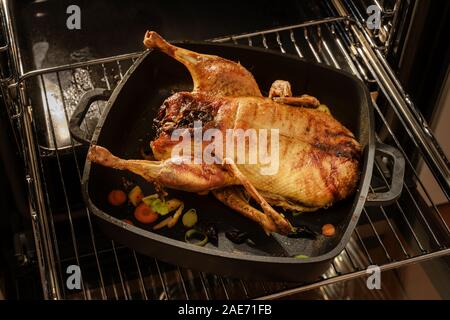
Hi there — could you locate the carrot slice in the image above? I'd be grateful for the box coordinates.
[322,224,336,237]
[134,203,158,224]
[108,190,127,206]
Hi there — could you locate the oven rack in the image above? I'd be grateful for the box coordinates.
[1,5,449,300]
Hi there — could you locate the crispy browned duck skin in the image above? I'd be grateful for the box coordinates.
[151,91,361,210]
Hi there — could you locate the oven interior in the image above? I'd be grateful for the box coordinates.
[0,0,449,299]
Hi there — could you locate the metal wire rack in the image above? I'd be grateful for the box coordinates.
[2,4,450,299]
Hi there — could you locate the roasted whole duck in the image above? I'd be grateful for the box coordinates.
[88,31,362,235]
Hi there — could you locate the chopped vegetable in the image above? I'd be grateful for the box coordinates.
[322,224,336,237]
[287,225,317,240]
[150,198,169,215]
[225,229,248,244]
[153,216,173,230]
[166,198,182,212]
[205,224,218,246]
[294,255,309,259]
[185,229,208,246]
[151,203,186,230]
[134,203,158,224]
[143,196,182,216]
[142,194,159,206]
[108,190,127,206]
[128,186,144,206]
[292,211,303,217]
[182,209,198,228]
[168,204,185,228]
[122,219,134,225]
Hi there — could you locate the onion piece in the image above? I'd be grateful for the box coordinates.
[185,229,208,246]
[182,209,198,228]
[153,216,173,230]
[168,204,185,228]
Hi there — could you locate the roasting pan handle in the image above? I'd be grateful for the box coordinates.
[365,142,405,206]
[69,88,112,145]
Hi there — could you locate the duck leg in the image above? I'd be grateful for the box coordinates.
[222,158,294,235]
[213,187,277,235]
[88,145,238,193]
[143,31,261,97]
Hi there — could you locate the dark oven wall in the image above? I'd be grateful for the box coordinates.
[0,94,41,299]
[392,0,450,123]
[12,0,329,72]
